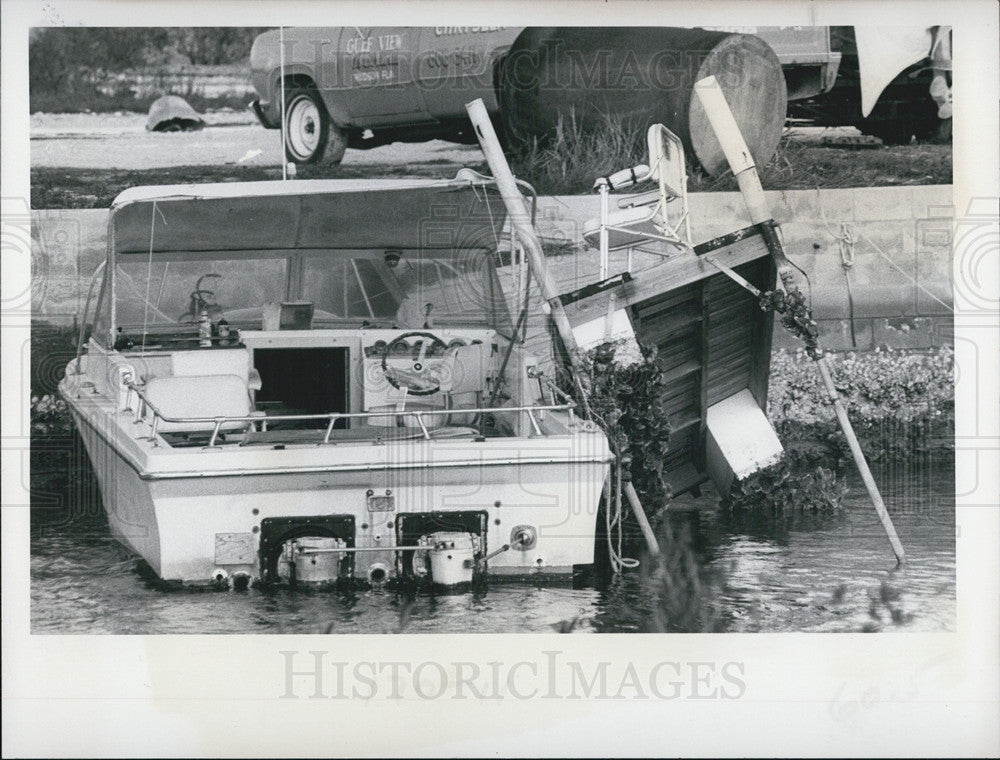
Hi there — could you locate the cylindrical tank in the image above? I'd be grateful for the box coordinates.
[498,27,787,176]
[428,532,477,587]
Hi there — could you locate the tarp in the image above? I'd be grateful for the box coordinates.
[110,178,508,257]
[854,27,933,118]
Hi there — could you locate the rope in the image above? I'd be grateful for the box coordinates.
[535,371,637,573]
[606,458,638,572]
[837,222,858,348]
[816,190,860,346]
[815,187,952,314]
[472,181,502,254]
[858,229,954,313]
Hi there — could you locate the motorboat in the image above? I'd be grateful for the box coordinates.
[60,177,615,587]
[60,108,787,588]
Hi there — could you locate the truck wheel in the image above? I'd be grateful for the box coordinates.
[326,122,348,164]
[283,88,345,164]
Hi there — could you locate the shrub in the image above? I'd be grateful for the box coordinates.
[29,28,267,113]
[725,452,847,514]
[767,346,955,461]
[31,323,79,397]
[578,341,674,503]
[31,394,73,438]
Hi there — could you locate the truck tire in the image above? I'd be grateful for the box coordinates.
[283,88,347,165]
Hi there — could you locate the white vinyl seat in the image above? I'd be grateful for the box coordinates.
[142,374,255,433]
[582,124,692,256]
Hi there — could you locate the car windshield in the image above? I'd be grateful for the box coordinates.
[113,249,512,334]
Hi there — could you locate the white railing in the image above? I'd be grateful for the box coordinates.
[123,381,578,447]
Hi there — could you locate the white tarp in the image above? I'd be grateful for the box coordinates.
[854,27,933,117]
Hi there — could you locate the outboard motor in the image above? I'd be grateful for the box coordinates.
[426,532,480,590]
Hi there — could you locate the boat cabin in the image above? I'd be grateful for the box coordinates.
[82,178,558,448]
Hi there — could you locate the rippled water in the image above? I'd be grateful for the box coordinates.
[30,449,954,634]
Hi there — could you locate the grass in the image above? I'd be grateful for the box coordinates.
[508,111,647,196]
[508,116,951,195]
[33,126,951,210]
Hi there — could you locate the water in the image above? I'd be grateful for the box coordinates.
[30,450,955,634]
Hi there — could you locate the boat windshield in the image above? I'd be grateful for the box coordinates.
[113,249,511,334]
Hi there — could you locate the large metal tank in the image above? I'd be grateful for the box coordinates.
[498,27,787,176]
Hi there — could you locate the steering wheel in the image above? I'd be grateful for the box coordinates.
[180,273,222,321]
[379,331,449,396]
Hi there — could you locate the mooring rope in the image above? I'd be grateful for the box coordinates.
[839,222,858,348]
[858,229,954,313]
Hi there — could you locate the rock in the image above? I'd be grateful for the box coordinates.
[146,95,205,132]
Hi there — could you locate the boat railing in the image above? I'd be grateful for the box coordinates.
[123,381,580,446]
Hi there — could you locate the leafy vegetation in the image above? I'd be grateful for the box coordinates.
[578,341,674,503]
[645,518,729,632]
[726,453,847,514]
[31,394,73,438]
[768,345,955,462]
[30,323,77,443]
[30,28,267,113]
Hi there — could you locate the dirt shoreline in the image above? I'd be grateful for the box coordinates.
[29,111,951,209]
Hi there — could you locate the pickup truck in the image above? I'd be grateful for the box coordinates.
[249,27,519,163]
[249,26,946,166]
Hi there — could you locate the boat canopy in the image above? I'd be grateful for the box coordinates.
[109,177,509,257]
[96,177,516,343]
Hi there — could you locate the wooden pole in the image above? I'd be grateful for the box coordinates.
[468,98,663,567]
[465,99,587,379]
[624,482,661,557]
[694,75,906,566]
[815,359,906,563]
[693,75,797,287]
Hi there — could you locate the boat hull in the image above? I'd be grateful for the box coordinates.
[68,402,610,584]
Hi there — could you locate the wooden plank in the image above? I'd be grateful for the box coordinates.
[693,225,761,255]
[558,271,634,306]
[565,230,771,327]
[697,278,711,472]
[708,321,753,350]
[664,462,707,497]
[660,358,701,383]
[748,257,777,408]
[638,309,702,339]
[669,414,701,435]
[707,374,752,407]
[708,352,753,382]
[634,286,701,319]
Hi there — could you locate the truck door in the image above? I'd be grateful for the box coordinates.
[415,27,521,117]
[337,27,429,126]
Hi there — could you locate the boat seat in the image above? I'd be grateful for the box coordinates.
[582,123,692,255]
[434,342,489,425]
[142,374,254,433]
[582,205,688,252]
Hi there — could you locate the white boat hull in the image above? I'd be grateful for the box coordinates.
[69,397,610,584]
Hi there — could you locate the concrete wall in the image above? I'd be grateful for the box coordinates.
[530,185,954,351]
[31,185,953,352]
